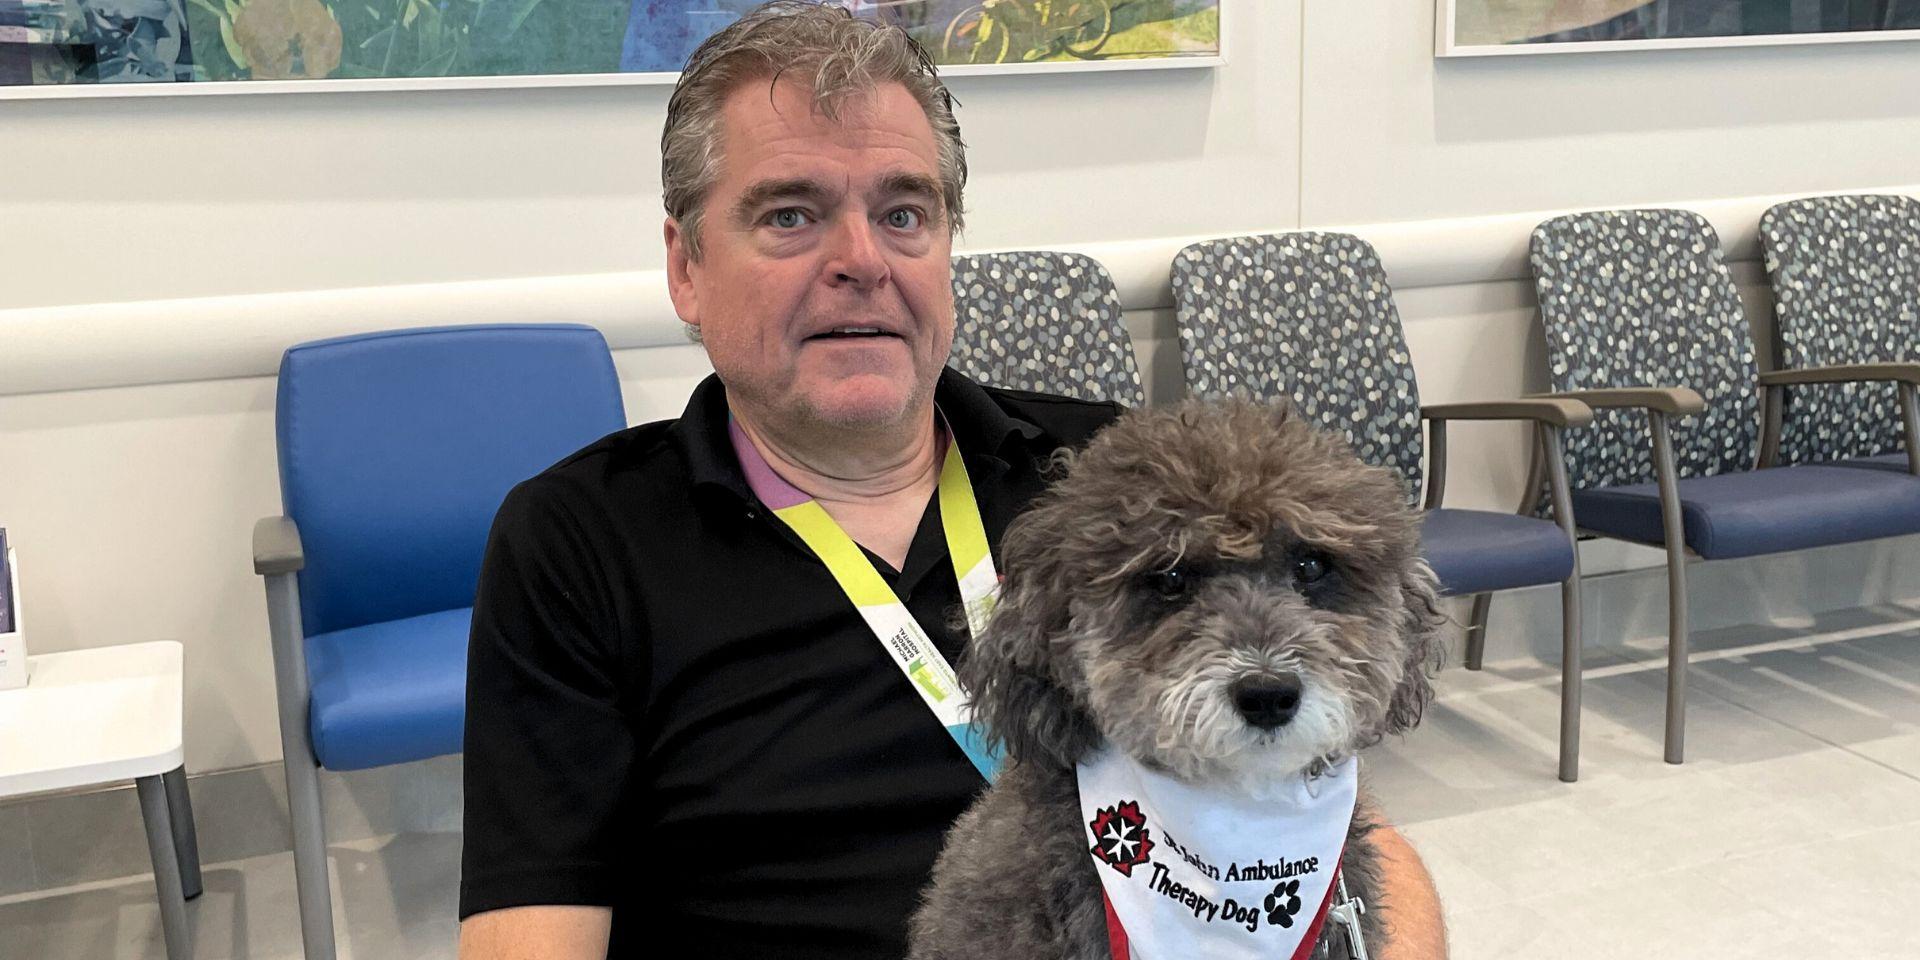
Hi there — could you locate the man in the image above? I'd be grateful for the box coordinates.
[457,4,1447,958]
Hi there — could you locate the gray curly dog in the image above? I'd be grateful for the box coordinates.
[909,400,1446,960]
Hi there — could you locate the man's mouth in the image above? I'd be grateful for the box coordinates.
[809,326,900,340]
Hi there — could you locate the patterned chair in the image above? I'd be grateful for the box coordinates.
[1528,209,1920,765]
[949,251,1146,407]
[1758,194,1920,473]
[1173,232,1595,782]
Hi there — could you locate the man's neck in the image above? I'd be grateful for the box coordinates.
[731,400,942,570]
[730,402,941,507]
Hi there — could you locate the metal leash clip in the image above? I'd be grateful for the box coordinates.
[1326,874,1371,960]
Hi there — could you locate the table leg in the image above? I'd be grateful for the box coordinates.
[161,766,203,900]
[136,775,194,960]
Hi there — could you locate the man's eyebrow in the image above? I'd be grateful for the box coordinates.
[872,172,942,206]
[730,178,836,224]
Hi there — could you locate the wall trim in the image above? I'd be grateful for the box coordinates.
[4,184,1914,399]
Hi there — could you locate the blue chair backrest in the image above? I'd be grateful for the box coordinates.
[276,324,626,638]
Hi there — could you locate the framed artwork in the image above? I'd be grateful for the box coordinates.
[1437,0,1920,57]
[0,0,1221,98]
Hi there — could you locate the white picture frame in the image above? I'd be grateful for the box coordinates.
[1435,0,1920,58]
[0,0,1224,101]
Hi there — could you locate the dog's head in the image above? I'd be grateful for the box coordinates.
[964,400,1445,794]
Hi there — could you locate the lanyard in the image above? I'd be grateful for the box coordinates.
[729,415,1003,779]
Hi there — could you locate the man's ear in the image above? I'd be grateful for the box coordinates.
[664,218,700,328]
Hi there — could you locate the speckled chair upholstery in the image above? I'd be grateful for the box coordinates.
[1529,209,1920,765]
[1173,231,1595,781]
[948,251,1145,407]
[1758,194,1920,473]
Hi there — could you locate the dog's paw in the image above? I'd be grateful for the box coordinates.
[1263,879,1304,928]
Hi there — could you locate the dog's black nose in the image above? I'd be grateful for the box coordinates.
[1232,675,1304,730]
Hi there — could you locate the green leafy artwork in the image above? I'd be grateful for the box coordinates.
[0,0,1219,89]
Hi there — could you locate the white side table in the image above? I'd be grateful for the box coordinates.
[0,640,200,960]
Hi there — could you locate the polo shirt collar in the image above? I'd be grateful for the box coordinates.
[675,367,1043,504]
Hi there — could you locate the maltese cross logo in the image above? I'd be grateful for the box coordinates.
[1088,800,1155,877]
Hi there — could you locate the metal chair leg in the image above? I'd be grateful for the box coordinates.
[1557,573,1583,783]
[1463,592,1493,670]
[162,766,203,900]
[284,752,338,960]
[266,572,338,960]
[1650,413,1689,764]
[1661,541,1690,764]
[136,775,193,960]
[1540,423,1584,782]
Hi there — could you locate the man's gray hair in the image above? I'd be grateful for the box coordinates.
[662,1,968,261]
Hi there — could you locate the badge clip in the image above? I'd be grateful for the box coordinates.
[1327,874,1371,960]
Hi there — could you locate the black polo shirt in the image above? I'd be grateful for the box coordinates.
[460,368,1121,958]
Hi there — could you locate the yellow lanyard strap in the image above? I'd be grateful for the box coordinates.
[730,417,1003,779]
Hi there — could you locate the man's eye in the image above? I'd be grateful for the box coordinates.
[1294,552,1331,584]
[1143,568,1189,601]
[769,208,811,229]
[885,208,922,230]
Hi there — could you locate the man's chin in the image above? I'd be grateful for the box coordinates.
[796,377,931,432]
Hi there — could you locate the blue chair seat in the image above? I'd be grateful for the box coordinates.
[1572,465,1920,561]
[1421,508,1576,596]
[306,607,471,771]
[1830,452,1911,473]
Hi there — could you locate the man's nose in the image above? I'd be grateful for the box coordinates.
[825,215,890,289]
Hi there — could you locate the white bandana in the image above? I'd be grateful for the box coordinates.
[1076,748,1358,960]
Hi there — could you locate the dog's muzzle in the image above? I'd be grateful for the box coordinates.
[1229,674,1303,730]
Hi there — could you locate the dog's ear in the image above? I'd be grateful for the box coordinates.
[1384,559,1447,735]
[959,501,1101,772]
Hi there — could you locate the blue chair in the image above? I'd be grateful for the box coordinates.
[1171,232,1594,781]
[1528,209,1920,765]
[251,324,626,960]
[1758,194,1920,474]
[949,251,1146,407]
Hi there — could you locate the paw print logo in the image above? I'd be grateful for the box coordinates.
[1264,879,1303,928]
[1088,801,1155,877]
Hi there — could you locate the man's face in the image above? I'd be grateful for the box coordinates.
[666,77,956,433]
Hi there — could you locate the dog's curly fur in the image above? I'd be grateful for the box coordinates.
[909,400,1446,960]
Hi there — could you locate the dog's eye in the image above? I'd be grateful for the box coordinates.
[1294,552,1331,584]
[1143,568,1189,601]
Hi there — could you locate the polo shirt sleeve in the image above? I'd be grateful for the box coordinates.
[460,477,635,920]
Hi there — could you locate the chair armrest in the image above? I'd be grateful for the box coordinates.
[1757,364,1920,469]
[253,516,305,576]
[1530,387,1707,417]
[1757,363,1920,388]
[1422,398,1594,429]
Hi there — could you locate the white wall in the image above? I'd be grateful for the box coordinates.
[1301,3,1920,225]
[0,4,1299,310]
[5,0,1920,774]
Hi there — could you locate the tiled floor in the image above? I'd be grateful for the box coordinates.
[10,604,1920,958]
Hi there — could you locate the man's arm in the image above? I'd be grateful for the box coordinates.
[1371,822,1447,960]
[460,482,635,953]
[459,905,612,960]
